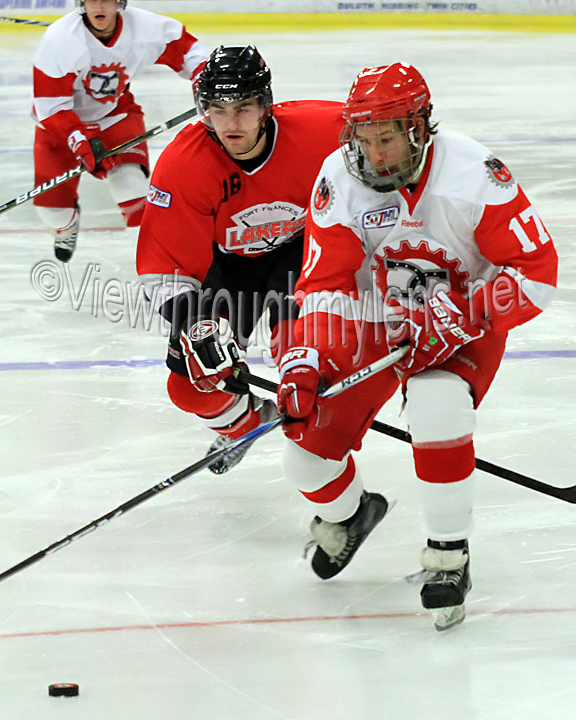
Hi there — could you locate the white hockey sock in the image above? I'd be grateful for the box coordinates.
[36,206,76,232]
[107,164,149,204]
[282,441,364,523]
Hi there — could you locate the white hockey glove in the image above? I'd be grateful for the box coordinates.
[180,317,249,394]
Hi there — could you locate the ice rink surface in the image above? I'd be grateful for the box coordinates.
[0,23,575,720]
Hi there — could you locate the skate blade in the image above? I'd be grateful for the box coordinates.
[430,604,465,632]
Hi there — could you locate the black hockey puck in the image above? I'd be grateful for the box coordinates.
[48,683,79,697]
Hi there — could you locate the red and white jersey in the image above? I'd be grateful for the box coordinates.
[297,129,558,338]
[137,100,344,308]
[33,7,208,127]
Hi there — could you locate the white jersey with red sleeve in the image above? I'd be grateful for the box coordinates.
[33,7,208,135]
[295,128,558,345]
[136,100,344,310]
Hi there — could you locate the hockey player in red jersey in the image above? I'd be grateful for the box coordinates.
[277,63,558,630]
[136,46,344,474]
[32,0,208,262]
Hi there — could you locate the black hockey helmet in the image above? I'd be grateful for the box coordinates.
[76,0,127,11]
[195,45,273,132]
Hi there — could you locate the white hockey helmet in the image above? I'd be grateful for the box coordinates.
[76,0,127,12]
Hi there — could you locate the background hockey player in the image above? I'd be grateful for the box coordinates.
[277,63,558,630]
[136,45,344,474]
[32,0,208,262]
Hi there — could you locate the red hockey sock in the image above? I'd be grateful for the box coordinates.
[412,436,475,484]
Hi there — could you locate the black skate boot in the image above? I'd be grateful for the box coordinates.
[307,491,392,580]
[206,396,278,475]
[420,539,471,631]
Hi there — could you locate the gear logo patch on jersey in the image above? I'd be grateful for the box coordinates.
[147,185,172,209]
[484,155,515,188]
[371,238,469,310]
[312,177,334,216]
[82,63,129,103]
[226,202,306,254]
[362,206,399,230]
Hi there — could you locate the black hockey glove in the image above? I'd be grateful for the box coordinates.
[180,317,249,394]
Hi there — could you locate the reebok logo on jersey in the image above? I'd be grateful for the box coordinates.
[362,206,399,229]
[402,219,423,228]
[147,185,172,209]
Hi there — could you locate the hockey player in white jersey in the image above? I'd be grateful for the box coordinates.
[277,63,558,630]
[32,0,208,261]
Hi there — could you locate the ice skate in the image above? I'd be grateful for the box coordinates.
[420,539,471,631]
[205,397,278,475]
[53,206,80,263]
[307,491,392,579]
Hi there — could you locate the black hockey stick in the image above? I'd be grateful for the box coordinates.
[239,369,576,504]
[0,16,51,26]
[0,416,282,584]
[0,107,197,215]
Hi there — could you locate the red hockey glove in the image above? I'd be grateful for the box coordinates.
[67,130,113,179]
[180,317,249,394]
[390,290,485,374]
[277,347,321,440]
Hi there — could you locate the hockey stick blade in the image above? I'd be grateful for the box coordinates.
[0,107,197,215]
[0,416,281,584]
[368,419,576,503]
[238,366,576,504]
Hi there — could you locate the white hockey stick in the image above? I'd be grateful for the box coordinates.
[319,345,408,398]
[238,346,407,399]
[0,16,51,26]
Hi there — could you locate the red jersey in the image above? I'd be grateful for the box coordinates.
[137,100,344,307]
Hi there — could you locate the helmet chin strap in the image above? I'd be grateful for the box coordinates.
[230,116,270,157]
[235,131,263,156]
[406,134,432,186]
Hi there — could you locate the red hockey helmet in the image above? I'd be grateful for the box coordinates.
[343,63,431,126]
[340,63,434,192]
